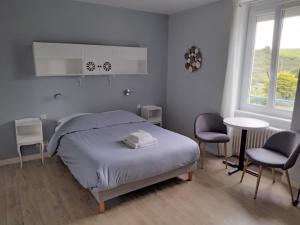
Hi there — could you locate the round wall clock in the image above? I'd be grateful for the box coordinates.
[184,46,202,73]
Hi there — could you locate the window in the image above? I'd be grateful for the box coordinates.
[241,2,300,118]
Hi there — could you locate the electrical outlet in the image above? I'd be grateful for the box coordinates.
[40,114,47,120]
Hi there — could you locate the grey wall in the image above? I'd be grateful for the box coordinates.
[291,78,300,132]
[290,77,300,183]
[166,0,233,139]
[0,0,168,160]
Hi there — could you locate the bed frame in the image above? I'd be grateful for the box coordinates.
[90,162,197,213]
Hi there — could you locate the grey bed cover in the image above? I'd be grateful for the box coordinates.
[48,110,199,191]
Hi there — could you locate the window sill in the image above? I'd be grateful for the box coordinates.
[234,110,291,130]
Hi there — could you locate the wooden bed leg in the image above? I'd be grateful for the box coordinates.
[187,171,193,181]
[99,201,105,213]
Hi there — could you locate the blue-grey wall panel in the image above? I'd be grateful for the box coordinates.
[0,0,168,159]
[166,0,233,138]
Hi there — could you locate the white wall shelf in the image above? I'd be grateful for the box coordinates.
[33,42,147,76]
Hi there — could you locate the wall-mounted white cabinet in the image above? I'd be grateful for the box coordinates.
[33,42,147,76]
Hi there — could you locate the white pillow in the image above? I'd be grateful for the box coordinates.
[55,113,91,132]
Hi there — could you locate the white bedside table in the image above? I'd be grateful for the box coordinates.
[15,118,44,168]
[141,105,162,127]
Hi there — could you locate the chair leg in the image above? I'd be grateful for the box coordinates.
[17,145,23,169]
[224,143,228,169]
[217,143,220,157]
[40,142,44,165]
[254,165,263,199]
[272,168,275,184]
[240,158,249,183]
[285,170,294,202]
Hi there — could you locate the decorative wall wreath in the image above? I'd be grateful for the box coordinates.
[184,46,202,73]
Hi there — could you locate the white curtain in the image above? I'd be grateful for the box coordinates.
[221,0,249,118]
[221,0,250,155]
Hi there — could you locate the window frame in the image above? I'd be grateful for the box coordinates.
[240,1,300,119]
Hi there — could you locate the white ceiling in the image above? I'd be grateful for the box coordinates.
[75,0,221,15]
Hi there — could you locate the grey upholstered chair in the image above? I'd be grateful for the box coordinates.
[194,113,230,169]
[240,131,300,202]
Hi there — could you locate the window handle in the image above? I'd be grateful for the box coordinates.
[267,71,270,80]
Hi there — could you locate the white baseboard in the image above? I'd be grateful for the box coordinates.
[0,152,49,167]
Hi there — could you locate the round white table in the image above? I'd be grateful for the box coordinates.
[223,117,269,176]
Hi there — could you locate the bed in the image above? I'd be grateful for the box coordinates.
[48,110,200,213]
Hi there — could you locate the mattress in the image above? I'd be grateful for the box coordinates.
[47,110,199,191]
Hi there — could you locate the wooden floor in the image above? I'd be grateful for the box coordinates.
[0,154,299,225]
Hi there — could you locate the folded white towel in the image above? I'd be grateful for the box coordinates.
[123,137,158,149]
[123,130,158,149]
[127,130,153,143]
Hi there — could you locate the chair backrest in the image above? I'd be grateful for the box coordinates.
[194,113,227,136]
[263,131,300,169]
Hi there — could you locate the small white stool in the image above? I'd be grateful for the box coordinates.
[15,118,44,168]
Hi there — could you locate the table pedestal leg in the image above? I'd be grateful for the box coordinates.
[238,129,247,170]
[223,129,258,177]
